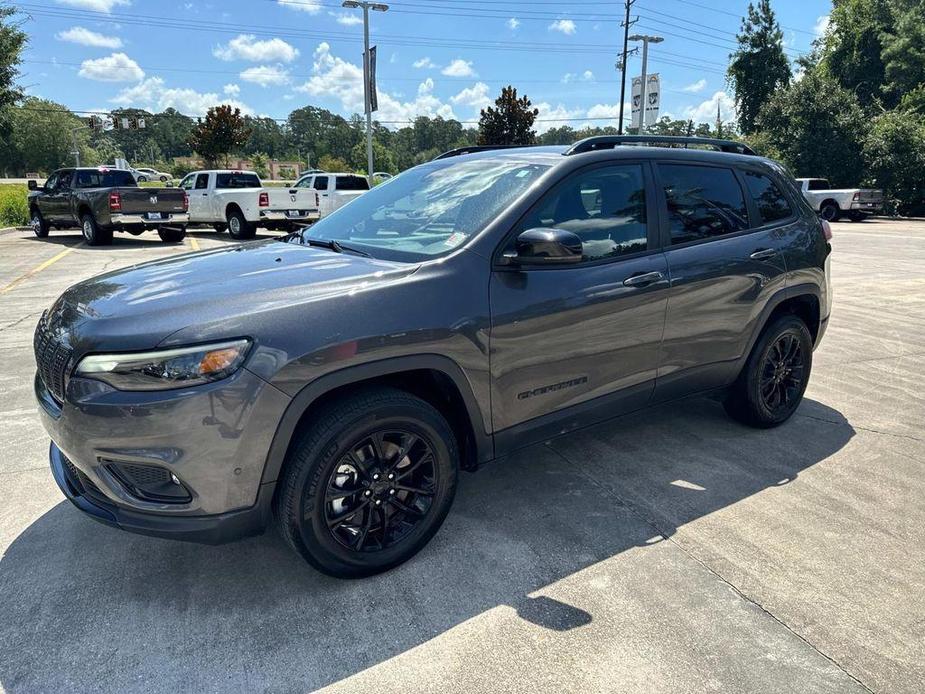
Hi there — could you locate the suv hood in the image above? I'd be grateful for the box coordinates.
[46,239,415,355]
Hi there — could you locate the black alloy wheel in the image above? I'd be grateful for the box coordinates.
[324,430,438,553]
[758,333,805,415]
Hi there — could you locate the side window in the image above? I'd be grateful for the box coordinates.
[45,174,59,191]
[178,175,193,190]
[515,164,648,262]
[194,174,209,190]
[336,175,370,191]
[314,176,329,191]
[57,171,73,189]
[659,164,749,245]
[294,177,312,189]
[743,171,793,225]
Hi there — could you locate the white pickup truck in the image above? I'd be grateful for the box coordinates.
[177,170,319,239]
[795,178,883,222]
[293,172,369,219]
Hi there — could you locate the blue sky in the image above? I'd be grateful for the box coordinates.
[16,0,833,131]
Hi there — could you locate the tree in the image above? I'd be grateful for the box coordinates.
[250,152,269,178]
[317,154,351,172]
[188,105,251,166]
[756,72,867,186]
[0,98,95,175]
[727,0,791,134]
[863,109,925,215]
[880,0,925,105]
[0,3,27,140]
[477,86,539,145]
[242,116,287,158]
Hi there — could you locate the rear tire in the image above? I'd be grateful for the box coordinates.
[724,315,813,428]
[80,213,113,246]
[159,175,168,183]
[819,202,840,222]
[275,387,459,578]
[226,208,255,240]
[30,209,49,238]
[158,226,186,243]
[137,175,147,183]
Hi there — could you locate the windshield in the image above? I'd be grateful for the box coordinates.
[302,158,549,262]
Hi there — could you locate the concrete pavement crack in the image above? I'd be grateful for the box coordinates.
[546,443,875,694]
[797,412,923,443]
[0,311,40,334]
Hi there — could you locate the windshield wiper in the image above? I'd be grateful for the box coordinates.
[303,235,372,258]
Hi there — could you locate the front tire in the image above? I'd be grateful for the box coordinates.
[226,208,255,240]
[160,175,168,183]
[157,226,186,243]
[80,213,113,246]
[275,387,459,578]
[30,209,49,238]
[137,175,147,183]
[724,315,813,428]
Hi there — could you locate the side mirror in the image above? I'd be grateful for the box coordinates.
[502,228,583,266]
[27,180,37,191]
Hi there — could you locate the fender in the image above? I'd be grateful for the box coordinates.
[259,354,493,484]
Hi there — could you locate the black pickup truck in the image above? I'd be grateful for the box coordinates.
[27,167,190,245]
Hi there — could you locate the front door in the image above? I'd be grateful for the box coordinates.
[187,172,211,222]
[652,162,791,401]
[489,162,670,448]
[45,170,73,223]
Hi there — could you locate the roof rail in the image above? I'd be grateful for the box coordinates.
[433,144,533,160]
[564,135,756,156]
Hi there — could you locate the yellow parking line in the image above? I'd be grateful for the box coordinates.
[0,242,86,295]
[188,234,200,251]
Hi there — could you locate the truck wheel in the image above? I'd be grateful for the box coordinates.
[80,213,113,246]
[157,226,186,243]
[30,209,50,238]
[723,314,813,429]
[226,208,255,240]
[819,202,840,222]
[275,387,459,578]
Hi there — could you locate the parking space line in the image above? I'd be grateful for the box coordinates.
[187,234,200,251]
[0,242,86,295]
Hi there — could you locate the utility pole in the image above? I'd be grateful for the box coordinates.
[629,34,663,133]
[617,0,636,135]
[70,125,88,167]
[342,0,389,185]
[716,100,722,138]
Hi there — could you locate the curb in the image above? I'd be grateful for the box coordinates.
[0,227,30,236]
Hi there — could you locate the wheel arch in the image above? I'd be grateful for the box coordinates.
[819,198,839,211]
[260,355,493,487]
[225,202,244,220]
[740,285,822,372]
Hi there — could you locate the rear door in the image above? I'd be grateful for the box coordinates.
[332,175,369,212]
[312,175,330,215]
[489,161,670,446]
[653,161,791,401]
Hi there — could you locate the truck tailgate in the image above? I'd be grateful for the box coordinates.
[265,188,318,212]
[857,189,883,204]
[115,187,187,215]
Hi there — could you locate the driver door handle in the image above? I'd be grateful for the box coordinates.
[750,248,778,260]
[623,271,664,287]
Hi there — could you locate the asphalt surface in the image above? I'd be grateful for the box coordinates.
[0,220,923,693]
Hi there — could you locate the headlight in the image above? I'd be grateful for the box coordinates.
[75,339,251,391]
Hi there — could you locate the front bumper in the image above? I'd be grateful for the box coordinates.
[111,212,191,225]
[50,442,273,543]
[36,365,291,543]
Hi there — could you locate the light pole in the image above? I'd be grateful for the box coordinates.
[342,0,389,185]
[628,34,663,133]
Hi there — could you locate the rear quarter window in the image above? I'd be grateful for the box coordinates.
[335,175,370,191]
[659,164,750,244]
[743,171,794,225]
[215,173,261,188]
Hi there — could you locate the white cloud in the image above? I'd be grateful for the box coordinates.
[682,90,736,123]
[442,59,476,77]
[814,15,830,37]
[240,64,291,87]
[223,83,240,96]
[450,82,491,109]
[534,102,584,133]
[549,19,577,35]
[55,0,130,12]
[508,18,520,30]
[682,78,707,93]
[213,34,299,63]
[562,70,594,83]
[332,12,363,26]
[56,26,123,49]
[294,42,455,126]
[113,77,253,116]
[277,0,322,12]
[413,57,437,69]
[78,52,144,82]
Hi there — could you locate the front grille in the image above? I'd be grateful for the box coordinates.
[110,463,170,487]
[33,313,73,403]
[106,461,191,504]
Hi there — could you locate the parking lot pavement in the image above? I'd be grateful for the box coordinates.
[0,220,923,693]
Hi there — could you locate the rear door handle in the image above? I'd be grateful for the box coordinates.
[623,271,664,287]
[750,248,777,261]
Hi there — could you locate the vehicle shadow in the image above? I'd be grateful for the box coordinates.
[0,397,854,692]
[24,229,285,248]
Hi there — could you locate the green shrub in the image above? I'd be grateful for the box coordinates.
[0,184,29,227]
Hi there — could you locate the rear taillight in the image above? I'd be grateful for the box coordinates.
[852,191,860,201]
[258,191,269,207]
[821,219,833,241]
[183,191,189,212]
[109,191,121,212]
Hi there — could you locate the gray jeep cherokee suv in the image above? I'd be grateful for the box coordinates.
[35,136,832,577]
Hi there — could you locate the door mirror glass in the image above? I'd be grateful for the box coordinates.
[507,228,583,266]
